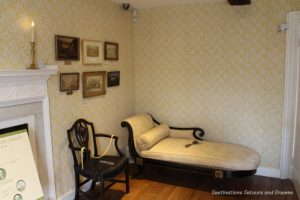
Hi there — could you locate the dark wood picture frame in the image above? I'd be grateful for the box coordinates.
[107,71,120,87]
[104,42,119,60]
[82,71,106,98]
[60,73,80,92]
[55,35,80,60]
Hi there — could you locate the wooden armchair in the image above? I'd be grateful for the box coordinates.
[67,119,129,200]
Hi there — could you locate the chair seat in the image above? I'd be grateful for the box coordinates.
[141,138,260,171]
[76,156,129,180]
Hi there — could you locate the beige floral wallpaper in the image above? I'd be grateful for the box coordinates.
[0,0,134,197]
[1,0,300,198]
[134,0,300,170]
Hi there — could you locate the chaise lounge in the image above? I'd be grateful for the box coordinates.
[121,114,260,179]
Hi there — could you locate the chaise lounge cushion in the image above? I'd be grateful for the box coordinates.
[140,138,260,171]
[137,124,170,151]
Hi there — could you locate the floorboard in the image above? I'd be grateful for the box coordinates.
[78,165,298,200]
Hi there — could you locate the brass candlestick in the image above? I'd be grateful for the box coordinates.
[28,42,38,69]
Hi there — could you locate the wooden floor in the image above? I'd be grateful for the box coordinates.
[79,165,298,200]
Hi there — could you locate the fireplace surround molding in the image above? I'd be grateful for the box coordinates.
[0,66,58,199]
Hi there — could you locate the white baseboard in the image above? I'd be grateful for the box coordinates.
[255,167,281,178]
[292,165,300,197]
[57,181,91,200]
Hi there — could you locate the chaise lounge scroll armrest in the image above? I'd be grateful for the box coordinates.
[94,133,124,156]
[150,115,205,140]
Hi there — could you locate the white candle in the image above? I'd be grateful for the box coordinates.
[31,21,35,42]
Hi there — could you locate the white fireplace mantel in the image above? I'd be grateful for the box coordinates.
[0,65,58,199]
[0,66,58,108]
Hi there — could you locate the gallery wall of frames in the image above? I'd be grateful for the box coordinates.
[56,35,120,98]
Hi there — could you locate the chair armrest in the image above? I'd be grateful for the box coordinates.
[94,133,123,156]
[150,114,205,140]
[94,133,119,139]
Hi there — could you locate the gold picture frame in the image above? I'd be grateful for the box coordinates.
[60,73,80,92]
[82,40,103,64]
[82,71,106,98]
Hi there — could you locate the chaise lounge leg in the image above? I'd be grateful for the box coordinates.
[125,167,130,193]
[139,165,144,174]
[137,164,144,175]
[213,177,227,191]
[131,163,144,177]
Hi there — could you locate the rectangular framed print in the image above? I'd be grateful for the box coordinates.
[82,71,106,98]
[107,71,120,87]
[104,42,118,61]
[82,40,103,64]
[60,73,80,92]
[55,35,80,60]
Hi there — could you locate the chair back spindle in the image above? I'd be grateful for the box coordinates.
[67,119,97,167]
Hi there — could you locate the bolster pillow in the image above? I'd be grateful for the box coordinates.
[137,124,170,151]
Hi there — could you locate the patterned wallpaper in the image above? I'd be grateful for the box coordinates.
[134,0,300,170]
[0,0,134,197]
[1,0,300,197]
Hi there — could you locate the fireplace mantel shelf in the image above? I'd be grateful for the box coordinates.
[0,65,58,108]
[0,65,58,77]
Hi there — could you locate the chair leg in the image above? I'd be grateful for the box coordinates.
[74,173,80,200]
[125,167,130,193]
[90,180,96,190]
[99,181,105,200]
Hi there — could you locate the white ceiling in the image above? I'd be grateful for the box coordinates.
[110,0,225,9]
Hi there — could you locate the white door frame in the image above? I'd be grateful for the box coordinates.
[281,11,300,179]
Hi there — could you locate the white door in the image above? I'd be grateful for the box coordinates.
[293,31,300,195]
[282,11,300,196]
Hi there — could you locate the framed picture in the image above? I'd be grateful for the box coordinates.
[107,71,120,87]
[82,40,103,64]
[104,42,119,60]
[82,71,106,98]
[55,35,80,60]
[60,73,80,92]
